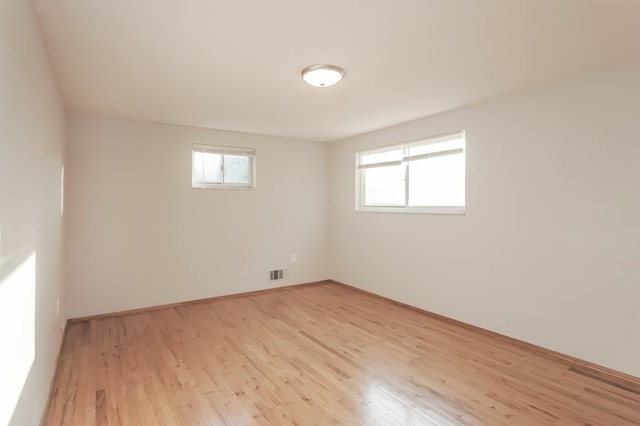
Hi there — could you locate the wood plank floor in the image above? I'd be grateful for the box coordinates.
[43,282,640,425]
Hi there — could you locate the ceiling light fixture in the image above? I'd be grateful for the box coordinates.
[301,64,345,88]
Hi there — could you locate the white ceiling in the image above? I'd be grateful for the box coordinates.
[33,0,640,142]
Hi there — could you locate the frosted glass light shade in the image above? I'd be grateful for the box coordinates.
[301,64,345,87]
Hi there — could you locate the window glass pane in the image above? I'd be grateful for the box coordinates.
[360,148,402,166]
[356,131,465,212]
[223,154,250,184]
[193,151,205,184]
[363,165,405,206]
[408,153,465,206]
[202,152,222,183]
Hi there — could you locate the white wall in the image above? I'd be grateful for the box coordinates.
[329,59,640,377]
[66,114,329,317]
[0,1,67,424]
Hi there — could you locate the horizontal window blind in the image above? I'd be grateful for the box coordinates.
[192,144,255,157]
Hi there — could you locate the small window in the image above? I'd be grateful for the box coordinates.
[192,144,255,189]
[356,131,465,214]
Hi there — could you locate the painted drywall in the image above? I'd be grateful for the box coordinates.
[0,1,67,424]
[66,115,328,318]
[329,59,640,377]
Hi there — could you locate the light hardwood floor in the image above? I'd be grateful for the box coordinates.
[43,282,640,425]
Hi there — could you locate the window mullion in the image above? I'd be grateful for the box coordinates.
[403,145,409,207]
[220,153,225,184]
[404,161,409,207]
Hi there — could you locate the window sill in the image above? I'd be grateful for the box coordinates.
[355,206,465,215]
[192,184,255,190]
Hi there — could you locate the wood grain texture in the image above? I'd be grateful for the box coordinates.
[42,282,640,425]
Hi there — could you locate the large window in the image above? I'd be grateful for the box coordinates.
[356,131,465,213]
[192,144,255,189]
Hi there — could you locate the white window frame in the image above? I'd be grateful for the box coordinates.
[192,144,256,189]
[355,131,465,214]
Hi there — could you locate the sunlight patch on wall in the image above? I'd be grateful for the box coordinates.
[0,252,36,425]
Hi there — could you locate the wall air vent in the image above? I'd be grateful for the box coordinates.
[269,269,286,281]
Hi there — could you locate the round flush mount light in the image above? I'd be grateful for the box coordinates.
[301,64,345,88]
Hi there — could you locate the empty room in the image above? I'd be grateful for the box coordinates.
[1,0,640,424]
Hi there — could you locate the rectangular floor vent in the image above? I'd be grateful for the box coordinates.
[269,269,286,281]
